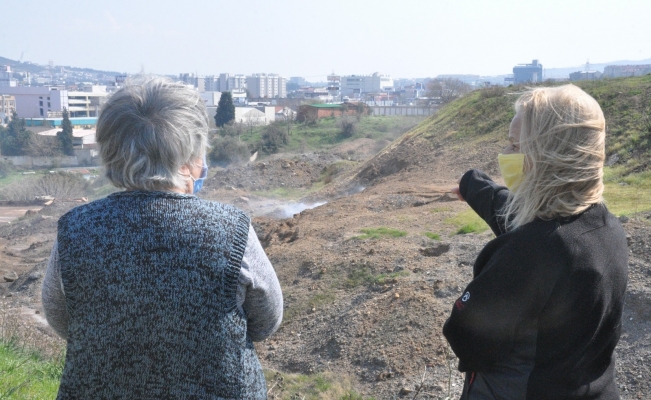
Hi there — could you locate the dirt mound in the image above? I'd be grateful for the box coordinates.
[208,153,344,193]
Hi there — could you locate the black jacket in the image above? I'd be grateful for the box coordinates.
[443,170,628,400]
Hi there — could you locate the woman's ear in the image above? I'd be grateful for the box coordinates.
[178,164,191,175]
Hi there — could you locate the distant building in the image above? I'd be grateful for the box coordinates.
[0,86,108,118]
[569,70,602,81]
[340,73,393,97]
[246,74,287,98]
[289,77,306,86]
[218,73,247,92]
[436,74,481,86]
[200,91,222,106]
[0,65,17,87]
[1,94,16,122]
[297,103,369,121]
[603,64,651,78]
[513,60,543,84]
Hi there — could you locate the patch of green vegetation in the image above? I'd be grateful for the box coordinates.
[430,206,451,213]
[0,340,63,399]
[263,370,374,400]
[344,264,409,288]
[445,209,489,235]
[423,232,441,240]
[601,167,651,216]
[308,292,336,309]
[352,227,407,240]
[229,115,424,156]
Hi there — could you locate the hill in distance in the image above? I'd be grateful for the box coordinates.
[0,56,122,76]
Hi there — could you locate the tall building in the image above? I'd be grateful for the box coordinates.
[246,74,287,98]
[513,60,543,84]
[217,73,247,92]
[0,65,17,87]
[340,73,393,97]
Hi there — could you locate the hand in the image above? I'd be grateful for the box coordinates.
[451,175,465,202]
[452,187,465,202]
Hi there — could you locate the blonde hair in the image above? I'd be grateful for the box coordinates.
[503,84,606,229]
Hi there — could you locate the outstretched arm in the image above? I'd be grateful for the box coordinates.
[458,169,511,236]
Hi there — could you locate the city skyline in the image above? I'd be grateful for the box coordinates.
[1,0,650,80]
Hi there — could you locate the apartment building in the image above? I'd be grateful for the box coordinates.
[219,73,247,92]
[1,94,16,121]
[245,74,287,98]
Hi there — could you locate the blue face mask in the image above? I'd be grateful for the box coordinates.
[191,157,208,194]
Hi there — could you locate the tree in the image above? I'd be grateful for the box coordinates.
[215,92,235,127]
[57,108,75,156]
[0,111,33,156]
[426,78,472,104]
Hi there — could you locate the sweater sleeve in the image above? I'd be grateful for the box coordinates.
[459,169,511,236]
[236,224,283,341]
[41,239,70,340]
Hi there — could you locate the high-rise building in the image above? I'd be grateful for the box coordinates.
[246,74,287,98]
[513,60,543,84]
[218,73,247,92]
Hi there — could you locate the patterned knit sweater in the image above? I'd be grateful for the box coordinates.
[55,191,267,399]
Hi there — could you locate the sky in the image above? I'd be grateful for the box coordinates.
[1,0,650,80]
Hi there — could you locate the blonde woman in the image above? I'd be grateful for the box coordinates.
[444,85,628,399]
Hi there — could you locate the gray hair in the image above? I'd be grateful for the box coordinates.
[96,76,209,191]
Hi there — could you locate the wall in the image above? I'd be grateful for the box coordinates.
[4,155,79,168]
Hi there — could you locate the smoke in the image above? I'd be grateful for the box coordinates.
[276,201,327,218]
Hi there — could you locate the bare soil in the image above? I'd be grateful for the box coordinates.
[1,133,650,399]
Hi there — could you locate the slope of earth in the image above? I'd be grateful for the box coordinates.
[239,83,651,399]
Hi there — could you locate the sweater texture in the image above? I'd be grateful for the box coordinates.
[443,170,628,400]
[55,190,267,399]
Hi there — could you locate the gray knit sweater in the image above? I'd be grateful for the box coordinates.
[42,191,282,399]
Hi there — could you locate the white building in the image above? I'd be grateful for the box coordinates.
[0,65,17,87]
[246,74,287,98]
[234,106,276,125]
[200,91,222,106]
[0,85,108,118]
[340,73,393,97]
[218,73,247,92]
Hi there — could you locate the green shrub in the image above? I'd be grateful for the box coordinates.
[259,123,289,154]
[210,136,251,166]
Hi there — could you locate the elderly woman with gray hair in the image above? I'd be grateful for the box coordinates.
[445,85,628,399]
[42,76,282,399]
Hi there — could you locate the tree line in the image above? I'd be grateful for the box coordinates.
[0,109,74,157]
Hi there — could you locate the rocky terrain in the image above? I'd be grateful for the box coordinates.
[1,128,650,399]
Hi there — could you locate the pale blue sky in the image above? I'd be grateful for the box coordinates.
[2,0,649,79]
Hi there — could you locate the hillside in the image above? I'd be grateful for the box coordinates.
[1,77,651,399]
[0,56,121,75]
[354,76,651,188]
